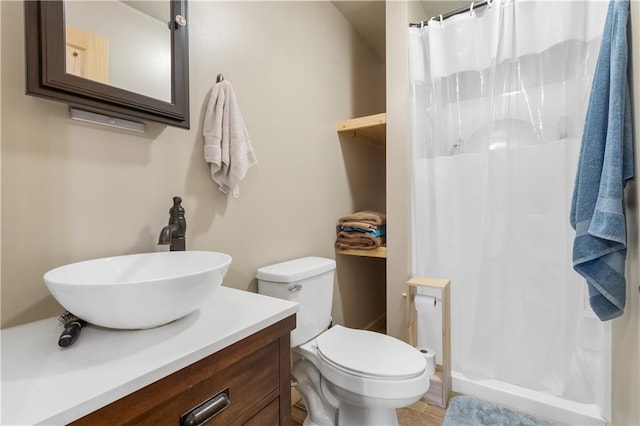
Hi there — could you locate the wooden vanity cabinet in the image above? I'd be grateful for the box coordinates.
[72,315,295,426]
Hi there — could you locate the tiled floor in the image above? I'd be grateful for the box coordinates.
[397,399,451,425]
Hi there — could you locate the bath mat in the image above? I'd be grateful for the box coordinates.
[443,395,556,426]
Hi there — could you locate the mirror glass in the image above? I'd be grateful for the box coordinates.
[64,0,172,102]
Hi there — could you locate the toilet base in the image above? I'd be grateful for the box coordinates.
[298,397,400,426]
[293,356,419,426]
[293,359,338,425]
[337,403,398,426]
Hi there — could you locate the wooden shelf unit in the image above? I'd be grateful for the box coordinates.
[335,112,387,259]
[336,245,387,258]
[336,113,386,146]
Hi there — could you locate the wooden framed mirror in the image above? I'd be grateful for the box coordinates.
[25,0,189,129]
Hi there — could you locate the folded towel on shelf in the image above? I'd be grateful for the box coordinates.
[339,221,377,230]
[341,225,386,238]
[570,0,634,321]
[335,231,385,250]
[338,211,386,227]
[203,79,257,198]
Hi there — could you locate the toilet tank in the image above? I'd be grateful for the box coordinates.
[257,257,335,347]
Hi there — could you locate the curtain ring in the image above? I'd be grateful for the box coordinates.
[439,14,444,25]
[487,0,493,8]
[425,16,436,28]
[470,2,475,15]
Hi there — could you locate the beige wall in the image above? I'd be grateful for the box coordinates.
[385,1,411,341]
[386,1,640,424]
[0,1,386,329]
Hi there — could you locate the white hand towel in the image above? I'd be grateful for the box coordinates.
[203,80,257,198]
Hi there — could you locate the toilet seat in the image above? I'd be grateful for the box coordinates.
[295,325,429,403]
[315,325,426,380]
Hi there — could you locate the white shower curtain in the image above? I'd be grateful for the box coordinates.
[409,0,610,415]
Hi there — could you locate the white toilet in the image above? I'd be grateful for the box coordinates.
[257,257,430,426]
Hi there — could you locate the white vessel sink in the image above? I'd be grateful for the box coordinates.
[44,251,232,329]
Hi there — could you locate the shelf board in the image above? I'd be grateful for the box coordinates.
[407,276,450,290]
[336,113,386,145]
[336,245,387,258]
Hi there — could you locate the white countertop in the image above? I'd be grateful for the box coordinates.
[1,286,298,425]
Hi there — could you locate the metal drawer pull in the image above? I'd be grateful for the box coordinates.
[181,388,230,426]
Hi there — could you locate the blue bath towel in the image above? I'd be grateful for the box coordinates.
[570,0,634,321]
[341,225,386,237]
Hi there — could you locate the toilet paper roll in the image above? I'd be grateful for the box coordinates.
[414,295,437,313]
[417,347,436,376]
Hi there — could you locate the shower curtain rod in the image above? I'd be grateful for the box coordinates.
[409,0,489,27]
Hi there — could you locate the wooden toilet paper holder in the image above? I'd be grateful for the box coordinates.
[406,276,451,408]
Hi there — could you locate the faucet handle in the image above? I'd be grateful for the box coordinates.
[160,196,186,251]
[170,196,185,216]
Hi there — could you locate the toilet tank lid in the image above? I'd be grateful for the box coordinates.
[256,257,336,283]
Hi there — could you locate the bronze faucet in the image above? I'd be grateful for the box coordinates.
[158,196,186,251]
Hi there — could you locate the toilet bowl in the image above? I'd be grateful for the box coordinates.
[257,257,430,425]
[295,325,429,425]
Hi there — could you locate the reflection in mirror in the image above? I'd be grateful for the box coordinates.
[64,0,172,102]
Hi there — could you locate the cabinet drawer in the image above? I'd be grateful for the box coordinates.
[242,397,279,426]
[178,341,279,425]
[73,340,279,425]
